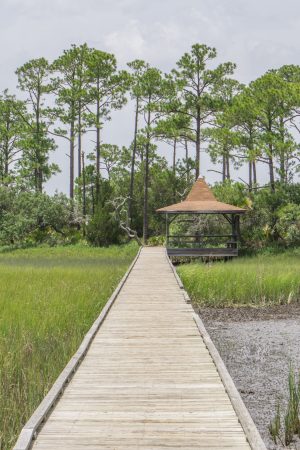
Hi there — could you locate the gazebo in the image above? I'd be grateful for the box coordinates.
[156,177,246,258]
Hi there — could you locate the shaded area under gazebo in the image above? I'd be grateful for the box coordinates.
[156,178,246,258]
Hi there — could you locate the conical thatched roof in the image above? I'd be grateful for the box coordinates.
[156,178,246,214]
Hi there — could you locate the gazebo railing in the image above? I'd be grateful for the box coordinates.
[167,247,238,257]
[163,210,242,258]
[167,234,237,249]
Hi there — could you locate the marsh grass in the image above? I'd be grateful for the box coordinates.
[269,366,300,446]
[177,250,300,306]
[0,243,138,450]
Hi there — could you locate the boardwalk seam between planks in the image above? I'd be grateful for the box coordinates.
[13,246,142,450]
[165,249,267,450]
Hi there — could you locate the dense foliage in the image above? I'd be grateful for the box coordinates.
[213,181,300,249]
[0,43,300,248]
[0,187,79,246]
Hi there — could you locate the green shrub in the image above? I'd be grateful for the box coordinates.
[86,181,121,247]
[276,203,300,246]
[86,206,121,247]
[213,181,300,250]
[213,179,248,207]
[147,235,165,246]
[0,187,77,246]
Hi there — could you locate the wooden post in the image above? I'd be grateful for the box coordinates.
[231,214,239,248]
[236,215,241,240]
[235,215,241,251]
[165,214,169,247]
[231,214,238,249]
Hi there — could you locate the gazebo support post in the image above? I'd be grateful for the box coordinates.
[165,214,169,247]
[230,214,238,249]
[236,214,241,240]
[165,214,179,247]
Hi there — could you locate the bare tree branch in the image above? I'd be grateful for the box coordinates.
[109,196,143,246]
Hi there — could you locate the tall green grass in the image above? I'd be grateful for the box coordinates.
[0,243,138,450]
[177,250,300,306]
[269,366,300,446]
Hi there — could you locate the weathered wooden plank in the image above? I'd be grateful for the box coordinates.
[13,246,264,450]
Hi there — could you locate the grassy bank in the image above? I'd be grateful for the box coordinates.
[177,250,300,307]
[0,243,138,450]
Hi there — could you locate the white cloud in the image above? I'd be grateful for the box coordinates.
[104,20,145,62]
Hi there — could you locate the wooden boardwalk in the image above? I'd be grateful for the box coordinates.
[16,247,265,450]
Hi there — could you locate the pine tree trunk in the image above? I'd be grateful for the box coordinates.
[249,132,254,190]
[173,138,177,174]
[96,89,101,203]
[38,167,43,192]
[36,91,43,192]
[4,119,10,184]
[70,119,75,199]
[34,167,38,191]
[249,161,252,191]
[82,151,86,217]
[173,138,177,202]
[267,117,275,192]
[185,138,189,182]
[91,185,95,215]
[128,96,139,225]
[279,117,285,184]
[222,154,226,182]
[279,155,285,183]
[4,137,9,184]
[195,108,200,179]
[143,102,151,244]
[268,147,275,192]
[78,102,82,178]
[226,155,230,180]
[252,160,257,185]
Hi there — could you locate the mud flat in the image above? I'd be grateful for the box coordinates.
[197,304,300,450]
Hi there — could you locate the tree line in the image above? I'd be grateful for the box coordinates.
[1,43,300,244]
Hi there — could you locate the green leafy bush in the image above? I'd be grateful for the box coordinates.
[212,181,300,250]
[86,206,121,247]
[0,187,77,246]
[86,181,121,247]
[147,235,165,246]
[213,180,248,207]
[276,203,300,246]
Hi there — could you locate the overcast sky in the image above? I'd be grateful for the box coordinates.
[1,0,300,193]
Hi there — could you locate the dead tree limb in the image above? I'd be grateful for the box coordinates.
[110,196,143,246]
